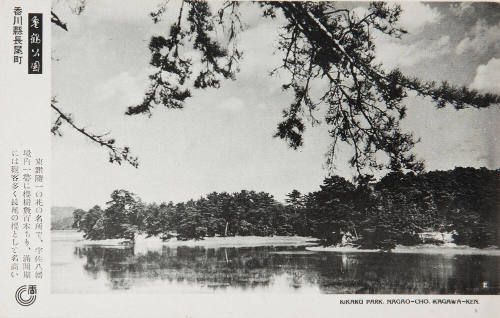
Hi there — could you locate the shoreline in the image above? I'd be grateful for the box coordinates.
[306,244,500,255]
[52,231,500,255]
[54,231,319,248]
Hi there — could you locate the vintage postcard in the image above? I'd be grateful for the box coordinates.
[0,0,499,317]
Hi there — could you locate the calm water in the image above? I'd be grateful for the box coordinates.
[51,231,499,294]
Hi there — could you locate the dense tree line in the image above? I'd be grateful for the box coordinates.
[73,167,499,250]
[73,189,299,241]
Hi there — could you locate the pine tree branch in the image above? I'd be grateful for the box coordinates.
[51,11,68,31]
[51,102,139,168]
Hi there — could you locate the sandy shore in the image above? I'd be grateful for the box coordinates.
[54,231,500,255]
[306,244,500,255]
[77,234,319,248]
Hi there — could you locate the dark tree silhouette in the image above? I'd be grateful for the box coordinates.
[51,0,138,168]
[51,98,139,167]
[127,1,499,176]
[103,189,144,241]
[52,1,500,175]
[72,167,499,248]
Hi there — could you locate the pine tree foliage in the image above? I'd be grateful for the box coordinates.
[51,1,499,173]
[72,167,499,249]
[123,1,500,175]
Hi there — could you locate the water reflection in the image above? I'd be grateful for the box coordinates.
[71,244,499,294]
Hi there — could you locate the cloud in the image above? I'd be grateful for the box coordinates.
[375,35,450,70]
[217,97,245,111]
[84,0,159,24]
[352,3,439,34]
[351,6,369,19]
[94,71,148,106]
[256,102,268,110]
[371,3,446,70]
[470,58,500,94]
[450,2,475,17]
[456,20,500,55]
[398,2,440,34]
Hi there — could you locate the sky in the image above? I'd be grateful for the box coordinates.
[51,1,500,209]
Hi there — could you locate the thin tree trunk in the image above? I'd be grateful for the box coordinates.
[224,221,229,237]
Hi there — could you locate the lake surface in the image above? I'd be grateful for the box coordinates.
[51,231,499,294]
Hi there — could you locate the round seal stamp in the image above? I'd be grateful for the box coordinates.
[15,285,37,306]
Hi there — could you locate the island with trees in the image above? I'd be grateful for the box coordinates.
[72,166,499,251]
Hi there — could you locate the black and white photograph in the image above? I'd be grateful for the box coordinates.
[49,0,500,295]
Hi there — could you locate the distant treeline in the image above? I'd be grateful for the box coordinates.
[73,167,499,250]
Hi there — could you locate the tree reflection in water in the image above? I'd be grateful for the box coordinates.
[74,245,499,294]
